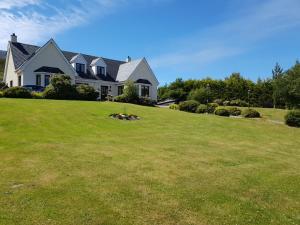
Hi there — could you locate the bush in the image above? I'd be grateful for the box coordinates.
[228,107,242,116]
[114,95,127,103]
[122,81,139,103]
[3,87,32,98]
[43,74,77,100]
[188,88,212,104]
[242,108,260,118]
[223,100,230,106]
[214,107,230,117]
[0,81,8,90]
[230,99,248,107]
[285,110,300,127]
[207,103,219,114]
[76,84,99,101]
[213,99,223,106]
[179,100,199,113]
[31,91,43,99]
[0,91,3,97]
[139,97,155,106]
[169,104,179,110]
[196,104,207,113]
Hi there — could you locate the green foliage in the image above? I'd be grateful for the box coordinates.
[188,87,212,104]
[285,110,300,127]
[3,87,32,98]
[207,103,219,114]
[0,91,3,98]
[31,91,43,99]
[138,97,155,106]
[0,59,5,81]
[213,99,223,105]
[179,100,199,113]
[229,99,248,107]
[228,107,242,116]
[43,74,77,100]
[242,108,261,118]
[169,104,179,110]
[122,81,139,103]
[214,107,230,117]
[196,104,207,114]
[76,84,99,101]
[0,81,8,90]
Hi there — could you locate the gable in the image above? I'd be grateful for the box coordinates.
[20,40,76,79]
[70,53,87,64]
[127,59,159,86]
[116,59,142,82]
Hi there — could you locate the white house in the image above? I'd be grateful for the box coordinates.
[3,34,159,101]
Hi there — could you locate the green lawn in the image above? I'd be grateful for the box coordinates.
[0,99,299,225]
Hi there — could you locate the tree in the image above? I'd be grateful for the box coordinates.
[188,87,213,104]
[123,81,139,103]
[43,74,77,100]
[272,63,283,80]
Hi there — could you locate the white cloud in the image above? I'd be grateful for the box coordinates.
[0,0,132,49]
[150,0,300,70]
[0,0,40,9]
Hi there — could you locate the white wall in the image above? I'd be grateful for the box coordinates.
[127,59,159,101]
[22,41,76,86]
[4,46,18,87]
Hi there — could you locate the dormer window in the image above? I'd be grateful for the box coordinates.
[97,66,105,76]
[76,63,85,73]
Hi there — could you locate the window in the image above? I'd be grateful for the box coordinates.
[44,75,50,86]
[96,66,105,75]
[141,85,150,97]
[36,74,41,86]
[10,80,13,87]
[76,63,85,73]
[18,76,21,86]
[118,86,124,95]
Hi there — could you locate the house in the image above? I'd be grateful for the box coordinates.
[3,34,159,101]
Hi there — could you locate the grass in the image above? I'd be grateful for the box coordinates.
[0,98,299,225]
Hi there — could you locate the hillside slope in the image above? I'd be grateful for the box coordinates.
[0,99,299,225]
[0,59,5,81]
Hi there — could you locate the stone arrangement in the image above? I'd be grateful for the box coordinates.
[110,113,140,121]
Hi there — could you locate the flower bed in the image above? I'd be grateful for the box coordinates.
[110,113,140,121]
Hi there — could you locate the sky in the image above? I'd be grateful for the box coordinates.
[1,0,300,85]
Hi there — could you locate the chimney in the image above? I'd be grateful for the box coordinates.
[11,33,17,43]
[126,56,131,63]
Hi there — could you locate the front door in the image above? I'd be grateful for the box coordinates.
[101,86,108,100]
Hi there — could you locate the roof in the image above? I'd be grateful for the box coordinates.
[116,59,142,82]
[0,50,6,60]
[34,66,64,74]
[9,41,127,82]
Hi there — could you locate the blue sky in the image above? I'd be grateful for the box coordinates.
[1,0,300,85]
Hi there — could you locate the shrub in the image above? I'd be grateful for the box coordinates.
[139,97,155,106]
[207,103,219,114]
[3,87,32,98]
[223,100,230,106]
[213,99,223,106]
[196,104,207,113]
[114,95,127,103]
[31,91,43,99]
[242,108,260,118]
[169,104,179,110]
[122,81,139,103]
[0,91,3,98]
[228,107,242,116]
[215,107,230,117]
[285,110,300,127]
[76,84,99,101]
[188,88,212,104]
[179,100,199,113]
[43,74,77,100]
[0,81,8,90]
[230,99,248,107]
